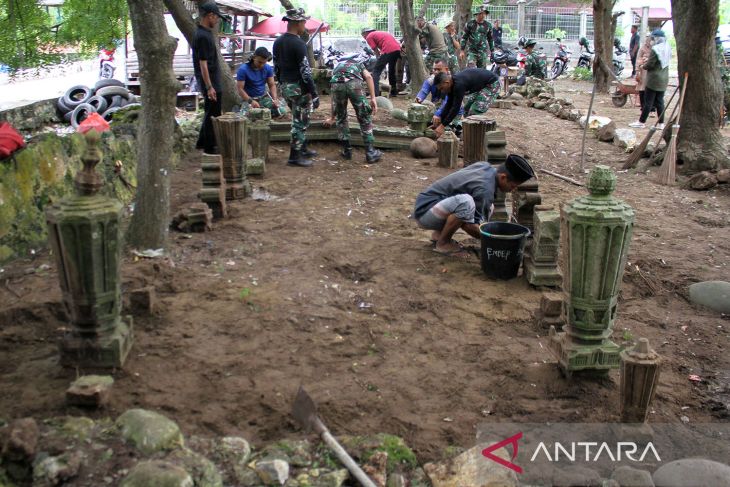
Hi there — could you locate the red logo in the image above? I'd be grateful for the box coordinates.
[481,432,523,474]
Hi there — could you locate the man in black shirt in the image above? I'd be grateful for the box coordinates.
[193,2,229,154]
[492,20,503,49]
[273,8,320,167]
[629,25,640,76]
[431,68,500,137]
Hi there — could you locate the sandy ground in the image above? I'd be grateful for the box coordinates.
[0,77,728,464]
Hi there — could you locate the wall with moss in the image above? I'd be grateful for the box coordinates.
[0,130,138,262]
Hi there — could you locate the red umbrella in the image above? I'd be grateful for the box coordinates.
[249,16,329,36]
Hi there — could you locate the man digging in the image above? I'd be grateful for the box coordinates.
[412,155,535,257]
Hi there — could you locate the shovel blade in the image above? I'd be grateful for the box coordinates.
[292,386,318,432]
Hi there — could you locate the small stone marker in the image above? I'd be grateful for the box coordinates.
[537,292,564,330]
[620,338,661,422]
[129,286,156,315]
[66,375,114,408]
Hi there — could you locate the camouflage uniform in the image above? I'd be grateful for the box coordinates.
[462,19,494,68]
[330,58,374,145]
[463,79,501,116]
[524,52,547,79]
[280,81,312,151]
[419,23,448,72]
[443,31,460,73]
[249,94,286,118]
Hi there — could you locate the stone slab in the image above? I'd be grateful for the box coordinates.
[688,281,730,314]
[66,375,114,407]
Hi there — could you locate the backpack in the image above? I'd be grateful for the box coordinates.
[0,122,25,160]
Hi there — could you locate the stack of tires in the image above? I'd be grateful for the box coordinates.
[56,79,141,128]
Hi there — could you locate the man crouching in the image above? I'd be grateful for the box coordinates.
[413,155,534,257]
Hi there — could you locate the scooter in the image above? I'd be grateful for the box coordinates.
[613,39,627,77]
[489,46,519,76]
[577,45,593,69]
[99,48,116,80]
[314,45,344,69]
[549,38,571,80]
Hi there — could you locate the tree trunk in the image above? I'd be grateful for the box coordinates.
[163,0,240,112]
[592,0,615,92]
[398,0,427,91]
[125,0,180,250]
[671,0,730,172]
[274,0,315,66]
[453,0,471,35]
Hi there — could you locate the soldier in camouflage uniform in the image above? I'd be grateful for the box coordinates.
[460,6,494,69]
[272,8,320,167]
[523,39,547,79]
[417,16,448,72]
[443,22,461,74]
[323,54,382,164]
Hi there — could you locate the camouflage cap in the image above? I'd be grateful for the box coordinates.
[474,6,489,14]
[283,7,309,22]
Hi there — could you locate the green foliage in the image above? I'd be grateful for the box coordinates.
[57,0,128,53]
[502,23,516,40]
[572,66,592,80]
[0,0,56,69]
[721,0,730,24]
[545,28,567,40]
[614,25,624,39]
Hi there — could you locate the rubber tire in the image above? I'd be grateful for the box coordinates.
[612,94,628,108]
[62,85,93,109]
[70,103,96,129]
[549,60,564,80]
[577,59,590,69]
[101,106,123,122]
[95,85,130,99]
[104,95,124,109]
[56,96,73,115]
[63,111,73,123]
[86,95,108,114]
[94,78,125,91]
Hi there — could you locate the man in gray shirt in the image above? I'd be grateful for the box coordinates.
[413,155,534,257]
[418,17,448,71]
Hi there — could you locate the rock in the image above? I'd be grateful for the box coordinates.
[386,473,407,487]
[579,115,612,130]
[596,121,617,142]
[66,375,114,408]
[533,101,547,109]
[424,443,518,487]
[32,451,83,486]
[525,98,535,107]
[120,460,194,487]
[688,281,730,314]
[559,97,574,106]
[375,96,393,111]
[409,137,438,159]
[557,108,571,120]
[644,142,656,158]
[3,417,39,462]
[363,451,387,487]
[116,409,184,455]
[653,458,730,487]
[611,466,655,487]
[552,466,602,486]
[262,439,311,467]
[166,448,222,487]
[717,168,730,183]
[232,467,262,487]
[614,128,637,151]
[216,436,252,468]
[686,171,718,190]
[567,109,582,122]
[547,103,562,115]
[59,416,96,440]
[537,92,553,100]
[313,469,349,487]
[246,157,265,176]
[391,108,408,121]
[254,459,289,486]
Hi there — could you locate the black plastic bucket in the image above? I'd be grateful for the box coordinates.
[479,222,531,280]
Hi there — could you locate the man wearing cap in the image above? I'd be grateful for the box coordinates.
[193,1,229,154]
[413,155,535,257]
[417,17,448,72]
[523,39,547,80]
[273,8,320,167]
[443,22,461,74]
[460,7,494,69]
[321,54,382,164]
[361,27,402,97]
[236,47,284,118]
[430,68,500,137]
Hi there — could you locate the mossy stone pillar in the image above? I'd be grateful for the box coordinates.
[248,108,271,162]
[548,165,634,376]
[212,112,249,200]
[407,103,431,133]
[45,131,133,368]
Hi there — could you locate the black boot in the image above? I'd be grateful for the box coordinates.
[301,142,317,158]
[340,140,353,160]
[287,147,313,167]
[365,144,382,164]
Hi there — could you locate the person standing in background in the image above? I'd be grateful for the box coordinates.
[492,20,504,49]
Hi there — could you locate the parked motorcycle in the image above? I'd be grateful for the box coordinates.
[99,48,116,80]
[489,46,519,76]
[314,45,344,69]
[612,39,628,77]
[549,38,571,80]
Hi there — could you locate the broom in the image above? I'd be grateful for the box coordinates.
[657,72,689,185]
[622,82,681,169]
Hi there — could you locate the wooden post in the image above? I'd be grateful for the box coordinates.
[437,131,459,169]
[212,112,249,200]
[462,116,489,166]
[199,153,227,219]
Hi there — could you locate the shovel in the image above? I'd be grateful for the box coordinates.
[292,387,377,487]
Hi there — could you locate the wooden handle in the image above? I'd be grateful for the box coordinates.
[321,431,378,487]
[675,72,689,127]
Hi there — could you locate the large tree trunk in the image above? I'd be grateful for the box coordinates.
[671,0,730,172]
[163,0,240,112]
[126,0,180,250]
[275,0,315,67]
[592,0,615,92]
[398,0,427,91]
[453,0,471,35]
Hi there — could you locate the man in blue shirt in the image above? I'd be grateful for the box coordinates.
[414,59,464,136]
[236,46,284,118]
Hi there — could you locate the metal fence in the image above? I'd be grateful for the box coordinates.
[305,2,593,41]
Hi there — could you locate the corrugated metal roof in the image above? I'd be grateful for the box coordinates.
[631,7,672,21]
[216,0,272,17]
